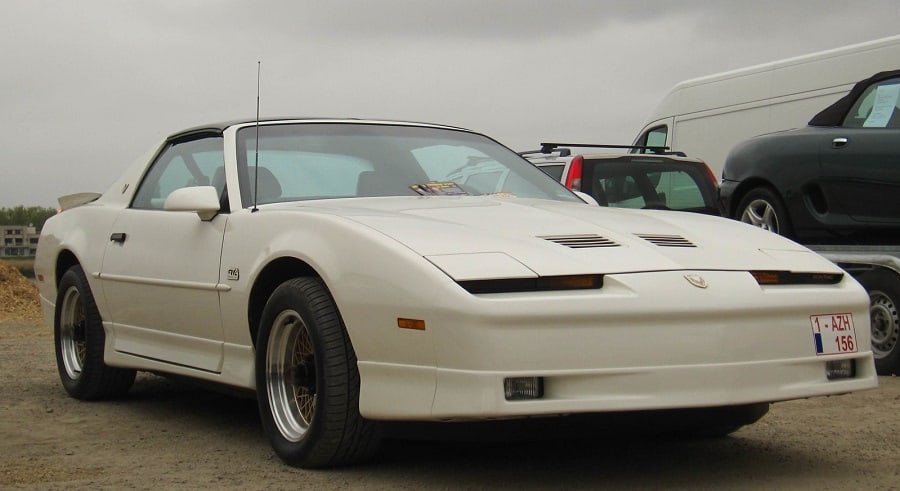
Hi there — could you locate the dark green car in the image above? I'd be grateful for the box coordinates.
[721,69,900,245]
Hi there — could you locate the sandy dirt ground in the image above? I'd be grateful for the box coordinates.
[1,317,898,490]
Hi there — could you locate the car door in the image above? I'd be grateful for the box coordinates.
[820,76,900,224]
[99,135,229,372]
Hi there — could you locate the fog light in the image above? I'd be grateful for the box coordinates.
[826,359,855,380]
[504,377,544,400]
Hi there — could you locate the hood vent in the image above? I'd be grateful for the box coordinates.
[539,234,620,249]
[635,233,696,248]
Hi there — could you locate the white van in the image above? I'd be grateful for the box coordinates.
[633,34,900,177]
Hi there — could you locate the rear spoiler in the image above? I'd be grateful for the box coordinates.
[58,192,102,211]
[520,143,687,157]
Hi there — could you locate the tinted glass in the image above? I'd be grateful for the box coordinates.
[132,137,225,210]
[236,123,578,207]
[536,163,565,181]
[582,160,719,214]
[843,77,900,128]
[633,125,668,154]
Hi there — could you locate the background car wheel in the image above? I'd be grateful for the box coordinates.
[857,269,900,375]
[255,277,379,468]
[54,265,136,400]
[736,186,793,238]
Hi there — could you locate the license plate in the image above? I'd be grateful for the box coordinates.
[810,313,858,355]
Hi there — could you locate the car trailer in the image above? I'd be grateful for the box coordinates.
[809,244,900,375]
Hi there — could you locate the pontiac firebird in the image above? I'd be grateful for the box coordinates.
[34,119,878,467]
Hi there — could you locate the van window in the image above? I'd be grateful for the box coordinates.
[634,125,668,154]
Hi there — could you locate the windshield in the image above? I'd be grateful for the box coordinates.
[235,122,579,207]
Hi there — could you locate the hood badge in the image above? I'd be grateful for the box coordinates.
[684,273,708,289]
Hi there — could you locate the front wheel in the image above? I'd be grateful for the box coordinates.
[255,277,378,468]
[735,186,793,238]
[54,265,135,400]
[857,269,900,375]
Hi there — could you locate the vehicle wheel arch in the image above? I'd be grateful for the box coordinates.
[728,177,775,218]
[55,249,81,287]
[248,257,321,348]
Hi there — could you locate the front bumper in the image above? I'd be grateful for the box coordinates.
[357,269,878,420]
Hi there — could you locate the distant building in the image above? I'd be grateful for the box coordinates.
[1,225,40,257]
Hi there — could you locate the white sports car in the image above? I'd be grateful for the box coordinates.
[35,119,877,468]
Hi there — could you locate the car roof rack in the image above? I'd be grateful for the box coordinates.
[520,143,686,158]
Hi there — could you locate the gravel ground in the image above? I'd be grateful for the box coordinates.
[1,317,898,490]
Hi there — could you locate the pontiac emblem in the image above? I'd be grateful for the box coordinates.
[684,273,708,289]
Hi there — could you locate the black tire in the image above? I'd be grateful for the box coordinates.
[54,265,136,400]
[255,277,379,468]
[857,269,900,375]
[735,186,793,238]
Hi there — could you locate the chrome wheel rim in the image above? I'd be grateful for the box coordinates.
[266,310,316,442]
[741,198,780,233]
[869,290,899,359]
[59,286,87,380]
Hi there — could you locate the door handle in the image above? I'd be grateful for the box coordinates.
[110,233,127,243]
[832,137,849,149]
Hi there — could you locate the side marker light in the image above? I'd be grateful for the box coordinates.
[397,318,426,331]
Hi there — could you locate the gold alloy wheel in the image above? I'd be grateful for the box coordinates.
[266,309,317,442]
[59,286,88,380]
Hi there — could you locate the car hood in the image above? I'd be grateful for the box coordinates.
[272,196,837,280]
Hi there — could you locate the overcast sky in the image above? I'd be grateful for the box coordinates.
[2,0,898,208]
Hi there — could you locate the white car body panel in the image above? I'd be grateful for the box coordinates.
[35,119,878,425]
[99,210,227,372]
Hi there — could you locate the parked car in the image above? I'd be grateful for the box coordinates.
[35,119,877,468]
[633,35,900,178]
[523,144,722,215]
[720,69,900,244]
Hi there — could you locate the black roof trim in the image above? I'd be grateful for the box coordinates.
[165,117,472,142]
[808,69,900,127]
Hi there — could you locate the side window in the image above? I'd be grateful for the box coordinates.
[537,164,565,181]
[634,125,668,154]
[132,137,225,210]
[843,77,900,128]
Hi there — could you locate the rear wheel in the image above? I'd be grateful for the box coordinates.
[857,269,900,375]
[255,277,379,468]
[54,265,136,400]
[736,186,793,238]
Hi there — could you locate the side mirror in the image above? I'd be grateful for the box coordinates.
[163,186,221,221]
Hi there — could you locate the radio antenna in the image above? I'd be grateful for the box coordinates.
[252,61,261,212]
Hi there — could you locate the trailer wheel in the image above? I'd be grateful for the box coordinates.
[857,269,900,376]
